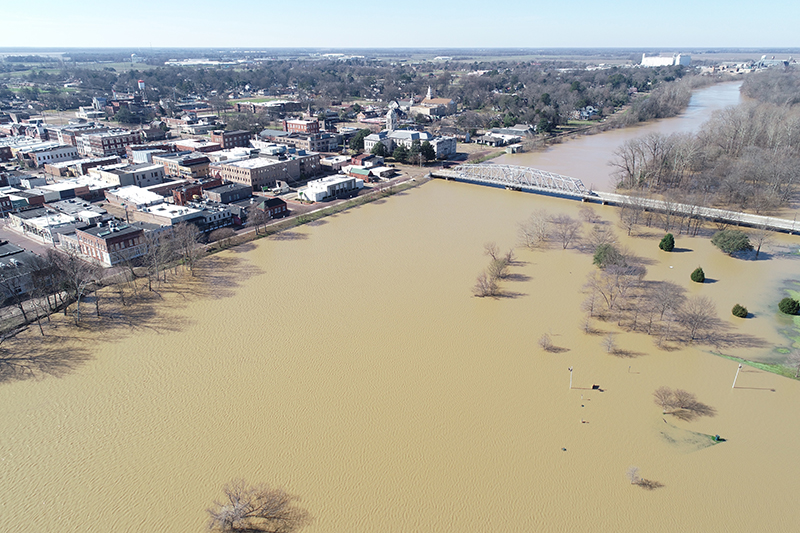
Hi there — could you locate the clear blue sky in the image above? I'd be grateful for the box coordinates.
[2,0,798,49]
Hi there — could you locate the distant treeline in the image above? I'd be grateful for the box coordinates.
[16,59,697,130]
[613,70,800,214]
[741,69,800,106]
[3,55,60,63]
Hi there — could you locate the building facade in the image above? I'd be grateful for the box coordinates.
[210,130,252,149]
[76,223,146,267]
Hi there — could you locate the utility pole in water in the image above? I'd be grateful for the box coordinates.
[568,367,573,390]
[732,363,742,389]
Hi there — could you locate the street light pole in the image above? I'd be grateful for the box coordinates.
[732,363,742,389]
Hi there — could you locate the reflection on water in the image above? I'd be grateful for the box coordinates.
[496,82,744,191]
[1,179,800,533]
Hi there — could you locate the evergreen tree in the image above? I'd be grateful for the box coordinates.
[778,297,800,315]
[731,304,748,318]
[691,267,705,283]
[659,233,675,252]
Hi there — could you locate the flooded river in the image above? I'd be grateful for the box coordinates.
[1,179,800,532]
[2,81,800,532]
[496,81,744,191]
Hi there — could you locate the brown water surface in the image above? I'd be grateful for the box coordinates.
[1,180,799,532]
[496,82,744,191]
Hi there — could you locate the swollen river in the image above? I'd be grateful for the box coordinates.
[2,82,800,532]
[496,81,744,191]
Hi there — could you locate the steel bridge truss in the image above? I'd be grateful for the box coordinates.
[450,164,587,197]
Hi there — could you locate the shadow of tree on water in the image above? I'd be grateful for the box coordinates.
[0,329,94,384]
[269,231,309,241]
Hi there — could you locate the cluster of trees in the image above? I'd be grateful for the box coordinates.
[5,53,701,135]
[1,223,203,334]
[612,70,800,214]
[652,386,716,420]
[583,242,723,344]
[517,208,587,251]
[473,242,515,297]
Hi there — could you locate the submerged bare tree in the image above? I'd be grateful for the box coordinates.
[652,387,716,421]
[550,214,582,249]
[517,209,549,249]
[172,222,203,276]
[46,248,101,325]
[473,271,499,297]
[207,480,310,533]
[678,296,718,342]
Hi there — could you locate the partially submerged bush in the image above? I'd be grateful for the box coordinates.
[778,297,800,315]
[690,267,705,283]
[659,233,675,252]
[731,304,748,318]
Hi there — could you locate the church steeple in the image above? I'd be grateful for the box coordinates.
[426,85,433,100]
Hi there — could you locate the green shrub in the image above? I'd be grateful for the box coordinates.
[731,304,748,318]
[778,297,800,315]
[593,243,626,269]
[691,267,705,283]
[711,230,753,255]
[659,233,675,252]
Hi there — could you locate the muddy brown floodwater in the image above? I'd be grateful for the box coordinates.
[1,178,800,532]
[496,81,745,191]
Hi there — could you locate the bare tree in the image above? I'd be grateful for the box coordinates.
[487,258,510,280]
[602,333,617,354]
[648,281,686,321]
[473,271,499,297]
[517,209,549,249]
[679,296,717,342]
[171,222,203,276]
[207,479,309,533]
[210,227,236,249]
[579,204,600,224]
[749,225,773,259]
[652,386,716,420]
[625,465,663,490]
[550,213,582,249]
[586,225,616,251]
[144,231,172,291]
[653,386,675,413]
[248,208,270,236]
[483,241,500,261]
[46,249,101,325]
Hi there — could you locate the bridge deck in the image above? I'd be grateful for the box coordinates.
[431,165,799,234]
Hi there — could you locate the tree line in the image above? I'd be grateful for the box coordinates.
[0,222,203,337]
[612,70,800,215]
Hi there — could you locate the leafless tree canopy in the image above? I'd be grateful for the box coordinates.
[517,209,549,249]
[612,89,800,216]
[652,387,716,421]
[549,213,582,249]
[207,480,310,533]
[473,271,499,298]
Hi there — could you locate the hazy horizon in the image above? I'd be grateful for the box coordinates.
[3,0,798,49]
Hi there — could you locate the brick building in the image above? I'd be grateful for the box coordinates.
[152,153,211,180]
[76,223,146,267]
[78,130,143,157]
[213,153,321,191]
[282,119,320,135]
[210,130,251,149]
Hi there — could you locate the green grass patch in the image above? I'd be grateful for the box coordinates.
[712,352,799,380]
